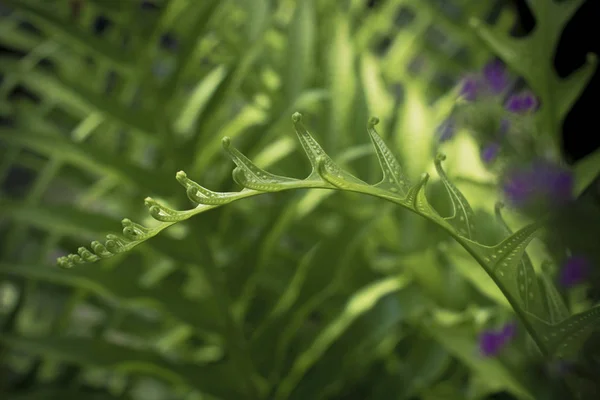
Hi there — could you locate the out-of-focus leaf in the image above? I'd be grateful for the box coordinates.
[396,83,434,180]
[0,334,243,399]
[444,243,511,309]
[0,127,174,196]
[274,275,410,399]
[572,147,600,197]
[173,65,228,137]
[7,386,127,400]
[326,11,356,151]
[1,0,134,71]
[282,0,315,103]
[424,321,535,400]
[0,261,222,333]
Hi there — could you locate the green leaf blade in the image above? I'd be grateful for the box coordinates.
[367,117,410,195]
[434,154,477,239]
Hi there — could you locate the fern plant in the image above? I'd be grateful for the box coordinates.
[59,108,600,366]
[2,0,600,399]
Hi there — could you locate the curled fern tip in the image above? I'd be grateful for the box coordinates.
[222,136,231,149]
[175,170,187,181]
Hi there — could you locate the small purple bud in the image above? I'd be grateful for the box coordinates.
[505,91,539,114]
[479,321,517,357]
[437,119,455,142]
[534,161,574,205]
[502,161,574,209]
[460,77,480,101]
[482,59,509,94]
[521,91,539,111]
[560,255,591,288]
[505,96,522,113]
[481,143,501,164]
[479,331,504,357]
[503,171,535,207]
[501,321,517,340]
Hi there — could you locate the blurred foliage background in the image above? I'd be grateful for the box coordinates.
[0,0,599,399]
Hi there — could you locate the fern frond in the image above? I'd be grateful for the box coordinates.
[57,113,447,270]
[58,111,600,361]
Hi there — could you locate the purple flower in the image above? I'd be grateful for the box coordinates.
[560,255,591,288]
[482,60,509,94]
[505,91,539,114]
[501,321,517,340]
[460,76,480,101]
[437,118,456,142]
[480,331,505,356]
[502,161,574,209]
[458,59,510,101]
[503,172,533,207]
[481,142,501,164]
[479,322,517,357]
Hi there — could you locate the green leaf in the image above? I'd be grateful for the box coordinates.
[367,117,410,195]
[222,137,300,192]
[0,261,222,333]
[290,293,406,400]
[360,53,394,120]
[173,65,228,137]
[190,104,269,174]
[396,83,435,180]
[424,322,535,400]
[291,113,350,182]
[539,306,600,360]
[0,334,243,399]
[493,203,548,321]
[0,127,173,196]
[0,199,118,237]
[273,275,410,400]
[554,53,598,122]
[434,154,477,240]
[572,146,600,197]
[282,0,315,103]
[444,243,512,309]
[326,11,356,151]
[538,262,570,325]
[2,0,134,72]
[1,55,150,133]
